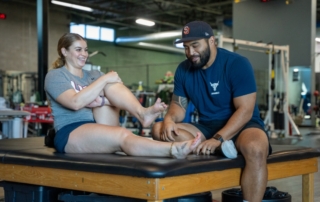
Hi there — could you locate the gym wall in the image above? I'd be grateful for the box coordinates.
[233,0,316,107]
[0,2,68,73]
[0,1,186,91]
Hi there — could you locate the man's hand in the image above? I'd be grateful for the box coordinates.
[195,138,221,155]
[160,119,180,142]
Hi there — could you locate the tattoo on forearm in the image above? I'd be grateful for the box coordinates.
[172,95,188,110]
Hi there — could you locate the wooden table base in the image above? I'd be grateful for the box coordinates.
[0,157,318,202]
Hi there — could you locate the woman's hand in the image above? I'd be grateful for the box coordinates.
[86,96,111,108]
[85,71,120,108]
[105,71,122,84]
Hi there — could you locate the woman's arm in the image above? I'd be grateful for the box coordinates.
[56,71,121,110]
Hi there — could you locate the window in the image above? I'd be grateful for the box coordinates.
[86,25,100,40]
[70,23,85,37]
[70,23,115,42]
[100,27,114,42]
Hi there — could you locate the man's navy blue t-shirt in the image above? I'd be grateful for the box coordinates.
[174,47,263,126]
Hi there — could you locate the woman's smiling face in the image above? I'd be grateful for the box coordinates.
[63,39,88,69]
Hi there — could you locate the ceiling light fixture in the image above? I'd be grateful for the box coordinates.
[135,19,155,27]
[51,0,93,12]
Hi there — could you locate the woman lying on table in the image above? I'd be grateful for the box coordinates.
[44,33,201,158]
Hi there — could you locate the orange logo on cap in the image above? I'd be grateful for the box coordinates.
[183,26,190,35]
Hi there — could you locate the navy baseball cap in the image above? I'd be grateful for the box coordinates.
[175,21,214,44]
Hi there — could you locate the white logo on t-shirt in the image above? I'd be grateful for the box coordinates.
[210,81,220,95]
[71,81,87,93]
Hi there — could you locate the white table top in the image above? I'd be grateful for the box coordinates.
[0,110,30,117]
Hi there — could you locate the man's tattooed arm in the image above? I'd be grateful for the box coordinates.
[172,94,188,111]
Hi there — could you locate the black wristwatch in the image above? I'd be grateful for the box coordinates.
[213,134,224,143]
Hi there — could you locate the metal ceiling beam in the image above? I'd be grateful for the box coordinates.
[85,17,182,30]
[92,19,155,31]
[58,0,136,15]
[153,0,223,15]
[188,0,234,7]
[56,0,184,29]
[103,8,215,27]
[113,0,228,19]
[8,0,224,30]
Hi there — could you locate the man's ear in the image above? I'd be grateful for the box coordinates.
[209,36,215,45]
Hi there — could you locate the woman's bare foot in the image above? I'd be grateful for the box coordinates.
[140,98,167,127]
[171,132,201,159]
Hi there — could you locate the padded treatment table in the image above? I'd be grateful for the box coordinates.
[0,137,319,202]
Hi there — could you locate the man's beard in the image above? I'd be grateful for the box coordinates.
[187,43,211,70]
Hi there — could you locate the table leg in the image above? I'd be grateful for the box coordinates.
[23,121,28,138]
[302,173,314,202]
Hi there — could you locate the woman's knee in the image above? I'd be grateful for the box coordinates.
[103,82,123,95]
[118,127,132,138]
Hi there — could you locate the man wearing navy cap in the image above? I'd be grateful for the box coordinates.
[152,21,272,202]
